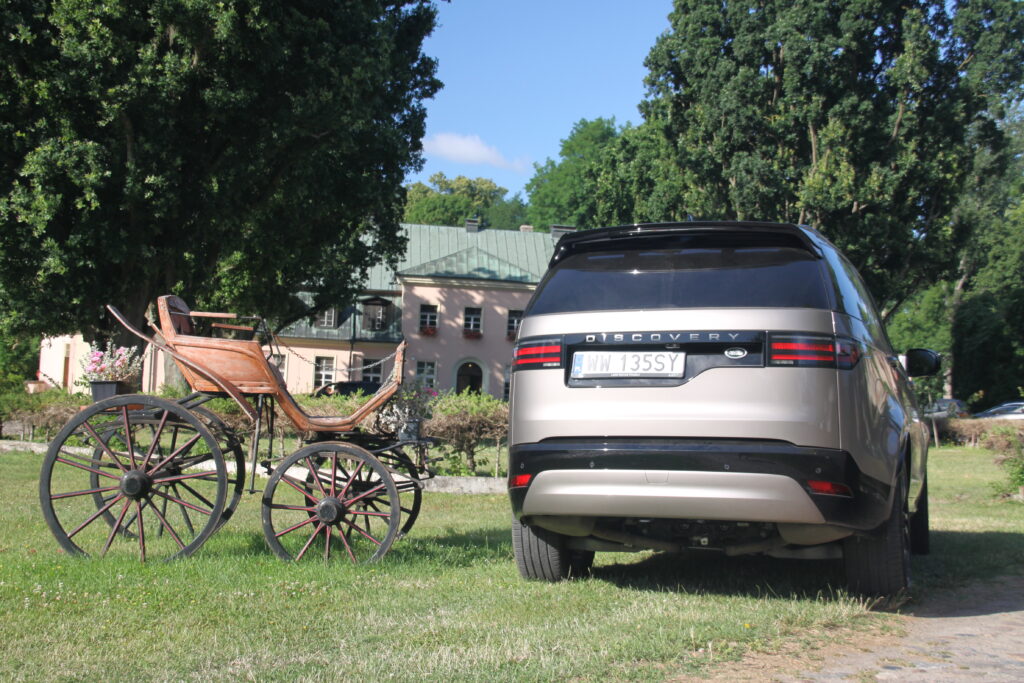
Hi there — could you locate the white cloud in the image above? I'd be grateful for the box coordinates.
[423,133,528,172]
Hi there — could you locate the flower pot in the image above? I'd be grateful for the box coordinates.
[463,330,482,339]
[90,381,132,402]
[419,326,437,336]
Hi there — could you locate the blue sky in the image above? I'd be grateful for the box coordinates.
[407,1,674,199]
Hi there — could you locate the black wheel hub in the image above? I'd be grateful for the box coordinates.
[315,497,346,524]
[119,470,153,499]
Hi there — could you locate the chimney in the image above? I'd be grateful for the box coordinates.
[465,217,481,233]
[549,225,576,243]
[518,224,534,232]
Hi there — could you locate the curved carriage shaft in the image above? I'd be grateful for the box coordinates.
[40,395,227,561]
[261,444,400,563]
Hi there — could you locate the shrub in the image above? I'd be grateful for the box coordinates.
[425,391,508,473]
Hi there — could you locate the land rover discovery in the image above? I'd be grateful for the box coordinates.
[508,221,940,596]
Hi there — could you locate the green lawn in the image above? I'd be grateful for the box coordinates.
[1,446,1021,681]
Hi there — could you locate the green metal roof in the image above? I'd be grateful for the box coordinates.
[365,223,556,291]
[400,246,537,283]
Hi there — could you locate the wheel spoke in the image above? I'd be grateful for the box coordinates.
[120,407,138,469]
[81,422,131,474]
[136,500,146,561]
[54,453,123,481]
[279,474,321,504]
[305,456,329,497]
[275,514,318,538]
[101,500,133,557]
[66,492,125,540]
[140,410,171,470]
[150,487,214,516]
[147,433,202,475]
[294,523,325,561]
[49,484,121,501]
[147,497,186,550]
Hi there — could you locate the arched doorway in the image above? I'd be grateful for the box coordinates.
[455,361,483,394]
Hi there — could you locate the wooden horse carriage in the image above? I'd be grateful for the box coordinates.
[39,296,433,563]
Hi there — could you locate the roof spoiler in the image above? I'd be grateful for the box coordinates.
[548,221,822,267]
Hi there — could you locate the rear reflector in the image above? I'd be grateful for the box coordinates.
[807,480,853,497]
[509,474,532,488]
[513,339,563,370]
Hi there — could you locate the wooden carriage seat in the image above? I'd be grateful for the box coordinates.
[155,295,404,433]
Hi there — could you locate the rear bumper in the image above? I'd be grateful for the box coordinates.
[508,438,892,531]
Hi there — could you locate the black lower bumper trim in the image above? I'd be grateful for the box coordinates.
[508,438,891,531]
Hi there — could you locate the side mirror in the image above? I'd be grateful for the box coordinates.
[904,348,941,377]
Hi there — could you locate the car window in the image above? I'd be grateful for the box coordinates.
[527,246,830,315]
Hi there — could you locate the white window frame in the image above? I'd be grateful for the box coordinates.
[464,307,482,332]
[314,356,335,388]
[506,309,523,336]
[419,304,438,328]
[316,308,336,328]
[362,358,383,384]
[415,361,437,388]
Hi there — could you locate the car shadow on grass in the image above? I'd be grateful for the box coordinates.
[592,551,848,600]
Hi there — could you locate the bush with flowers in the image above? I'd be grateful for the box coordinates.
[77,342,143,387]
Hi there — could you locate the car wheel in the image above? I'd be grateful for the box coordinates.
[843,475,911,597]
[512,516,593,581]
[909,478,930,555]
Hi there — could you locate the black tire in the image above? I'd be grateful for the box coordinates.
[909,478,930,555]
[512,516,593,581]
[843,476,911,597]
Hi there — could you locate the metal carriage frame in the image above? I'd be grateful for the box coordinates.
[39,295,434,563]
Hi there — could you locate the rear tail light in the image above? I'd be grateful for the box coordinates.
[768,334,863,369]
[513,338,563,370]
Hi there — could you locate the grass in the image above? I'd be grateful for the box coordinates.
[1,446,1021,681]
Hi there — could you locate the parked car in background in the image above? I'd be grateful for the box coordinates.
[973,402,1024,420]
[923,398,970,419]
[312,380,381,398]
[508,221,941,597]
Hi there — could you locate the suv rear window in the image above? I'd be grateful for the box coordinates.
[528,244,830,315]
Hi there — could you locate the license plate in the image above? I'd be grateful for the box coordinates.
[570,351,685,379]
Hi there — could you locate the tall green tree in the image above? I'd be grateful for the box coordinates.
[404,172,525,229]
[525,117,620,229]
[612,0,1024,312]
[0,0,440,341]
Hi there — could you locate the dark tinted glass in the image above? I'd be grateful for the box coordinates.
[528,246,830,315]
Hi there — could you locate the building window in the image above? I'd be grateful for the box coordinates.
[419,304,438,331]
[503,366,512,401]
[415,361,436,388]
[361,300,393,332]
[506,310,523,338]
[270,354,286,371]
[314,356,335,388]
[316,308,336,328]
[464,307,482,337]
[362,358,382,384]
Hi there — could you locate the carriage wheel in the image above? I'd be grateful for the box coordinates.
[86,404,244,536]
[376,449,423,537]
[40,395,227,561]
[261,443,400,563]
